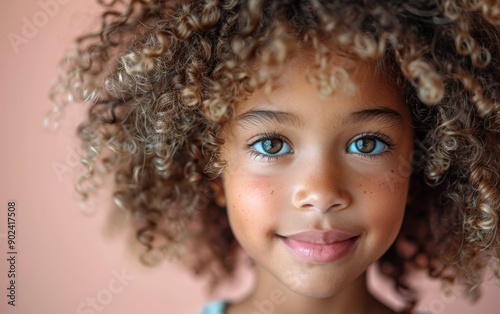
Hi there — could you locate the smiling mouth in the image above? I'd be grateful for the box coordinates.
[278,230,359,263]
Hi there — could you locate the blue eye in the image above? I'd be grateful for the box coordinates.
[252,137,292,156]
[347,137,388,155]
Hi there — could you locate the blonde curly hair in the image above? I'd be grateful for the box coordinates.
[48,0,500,309]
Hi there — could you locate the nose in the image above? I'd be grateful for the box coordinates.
[292,156,351,213]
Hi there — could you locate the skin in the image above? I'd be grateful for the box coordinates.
[219,51,414,314]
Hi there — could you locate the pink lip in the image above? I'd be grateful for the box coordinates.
[279,230,359,263]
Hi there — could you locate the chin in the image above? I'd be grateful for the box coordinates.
[280,273,354,299]
[288,284,346,299]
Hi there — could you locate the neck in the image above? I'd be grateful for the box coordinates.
[230,266,382,314]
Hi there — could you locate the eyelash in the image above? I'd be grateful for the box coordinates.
[247,132,293,162]
[346,131,396,160]
[246,131,395,161]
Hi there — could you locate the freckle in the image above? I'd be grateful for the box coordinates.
[391,170,394,173]
[364,191,366,194]
[271,190,274,195]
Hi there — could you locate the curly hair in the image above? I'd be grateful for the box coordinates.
[48,0,500,309]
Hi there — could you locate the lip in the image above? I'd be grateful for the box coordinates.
[279,230,359,264]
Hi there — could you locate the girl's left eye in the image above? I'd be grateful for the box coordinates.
[347,137,389,155]
[251,137,292,157]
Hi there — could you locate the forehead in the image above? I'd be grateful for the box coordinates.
[251,40,394,89]
[236,48,401,115]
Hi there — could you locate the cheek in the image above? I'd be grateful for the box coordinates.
[363,147,413,224]
[365,175,409,242]
[224,171,286,242]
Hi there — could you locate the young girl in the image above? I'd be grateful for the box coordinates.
[47,0,500,313]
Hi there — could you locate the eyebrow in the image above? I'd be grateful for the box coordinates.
[345,107,404,127]
[235,106,404,129]
[236,109,303,128]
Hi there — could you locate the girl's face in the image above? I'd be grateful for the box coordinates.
[220,52,414,298]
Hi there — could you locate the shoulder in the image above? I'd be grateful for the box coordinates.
[198,300,228,314]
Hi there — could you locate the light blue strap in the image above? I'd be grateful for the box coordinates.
[199,300,227,314]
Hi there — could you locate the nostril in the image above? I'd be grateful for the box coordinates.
[292,189,350,213]
[291,161,351,212]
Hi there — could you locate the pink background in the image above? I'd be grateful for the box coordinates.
[0,1,499,313]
